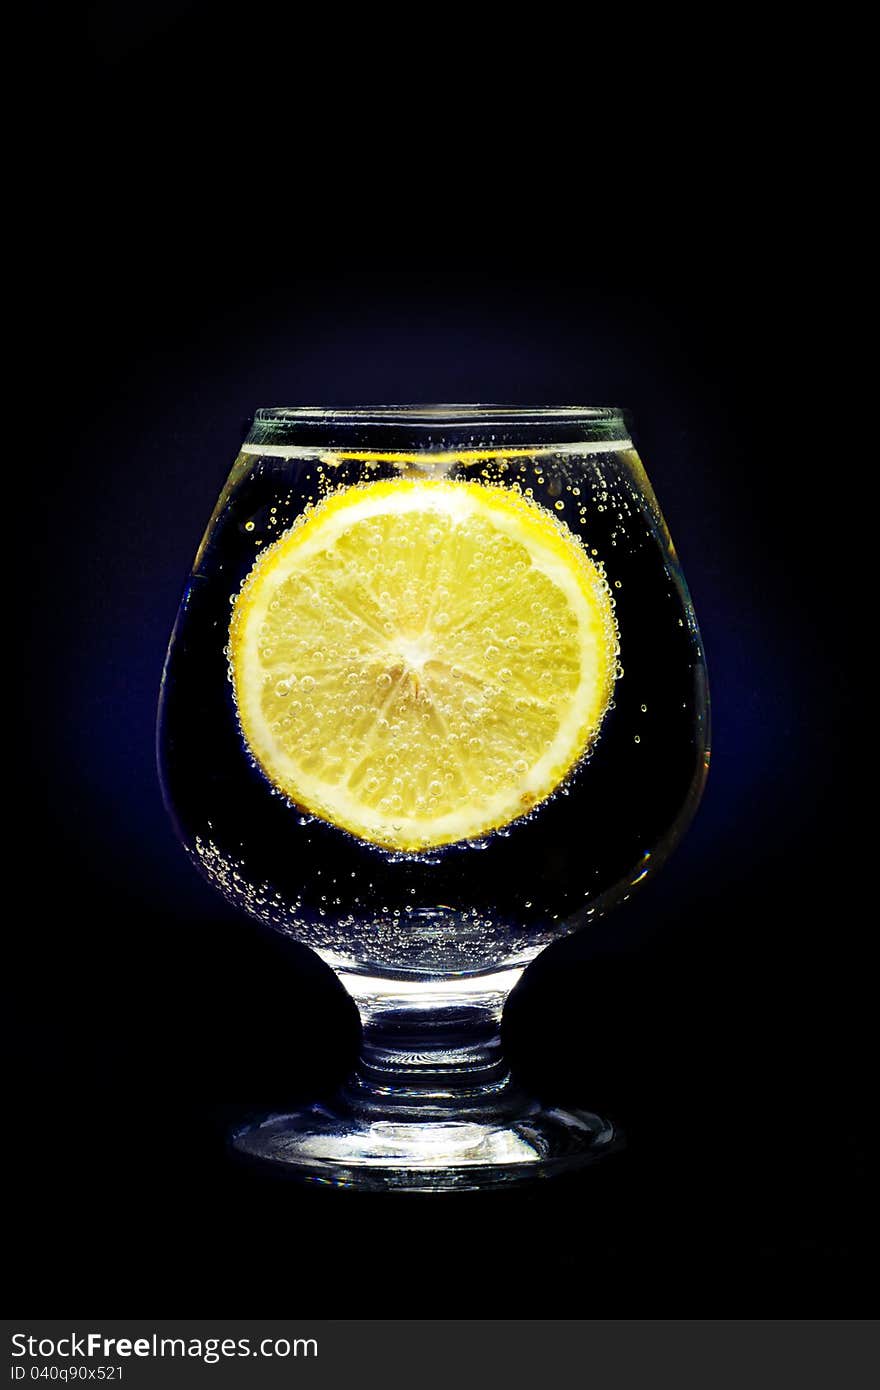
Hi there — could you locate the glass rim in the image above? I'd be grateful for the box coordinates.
[254,405,627,426]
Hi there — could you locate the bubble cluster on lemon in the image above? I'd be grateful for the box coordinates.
[230,478,618,852]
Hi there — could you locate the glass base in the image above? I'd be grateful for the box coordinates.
[232,1100,619,1192]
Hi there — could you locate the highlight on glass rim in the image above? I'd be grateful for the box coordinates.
[158,405,710,1191]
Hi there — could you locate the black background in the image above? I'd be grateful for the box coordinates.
[9,5,866,1315]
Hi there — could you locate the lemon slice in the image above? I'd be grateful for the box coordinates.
[230,478,617,851]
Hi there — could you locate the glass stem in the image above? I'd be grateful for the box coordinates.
[337,967,525,1121]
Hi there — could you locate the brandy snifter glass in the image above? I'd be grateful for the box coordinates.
[158,406,709,1191]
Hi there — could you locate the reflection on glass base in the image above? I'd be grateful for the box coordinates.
[232,1102,619,1192]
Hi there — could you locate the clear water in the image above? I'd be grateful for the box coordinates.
[158,445,709,978]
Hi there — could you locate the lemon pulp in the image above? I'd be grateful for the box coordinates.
[230,478,617,851]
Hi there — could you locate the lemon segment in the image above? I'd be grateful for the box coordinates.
[230,478,617,851]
